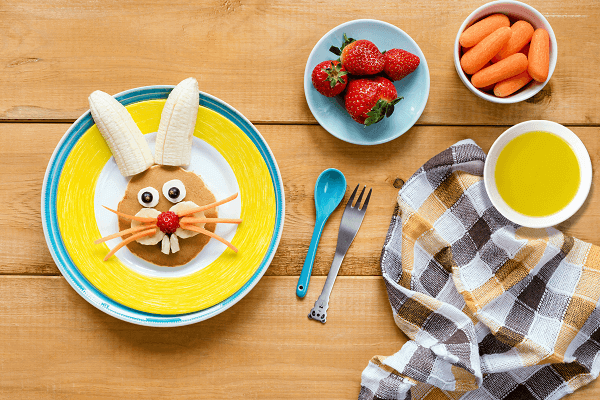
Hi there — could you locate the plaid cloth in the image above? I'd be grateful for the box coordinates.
[359,140,600,400]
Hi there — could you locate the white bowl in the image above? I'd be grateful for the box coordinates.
[484,120,592,228]
[454,0,557,103]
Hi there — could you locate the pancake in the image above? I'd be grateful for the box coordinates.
[117,165,217,267]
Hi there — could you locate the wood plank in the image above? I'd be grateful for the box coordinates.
[0,0,599,124]
[0,275,598,399]
[1,123,600,275]
[0,276,405,399]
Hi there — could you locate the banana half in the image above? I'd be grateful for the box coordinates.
[155,77,200,167]
[88,91,154,177]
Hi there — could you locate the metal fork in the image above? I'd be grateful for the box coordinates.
[308,184,372,323]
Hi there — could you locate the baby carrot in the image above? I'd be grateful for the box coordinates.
[528,28,550,82]
[461,26,512,75]
[493,71,533,97]
[492,20,534,62]
[471,53,528,88]
[477,63,495,91]
[459,14,510,48]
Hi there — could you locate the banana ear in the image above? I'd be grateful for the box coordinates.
[89,91,154,177]
[155,77,199,167]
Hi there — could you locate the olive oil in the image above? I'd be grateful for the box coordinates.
[495,131,580,217]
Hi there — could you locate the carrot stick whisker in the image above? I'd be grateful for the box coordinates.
[94,224,158,244]
[176,193,239,217]
[180,217,242,225]
[103,206,157,223]
[103,228,157,261]
[180,223,238,253]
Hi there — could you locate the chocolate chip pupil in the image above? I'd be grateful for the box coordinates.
[168,187,180,198]
[141,192,153,203]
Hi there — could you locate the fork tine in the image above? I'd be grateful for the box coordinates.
[345,184,359,210]
[355,186,366,208]
[359,188,372,211]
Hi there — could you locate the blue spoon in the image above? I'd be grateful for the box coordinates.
[296,168,346,298]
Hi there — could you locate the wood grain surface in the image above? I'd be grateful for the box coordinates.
[2,123,599,276]
[2,1,600,399]
[0,276,598,399]
[0,0,599,124]
[0,276,405,399]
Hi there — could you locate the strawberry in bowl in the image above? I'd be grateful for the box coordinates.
[330,34,385,76]
[383,49,421,81]
[311,60,348,97]
[345,76,402,126]
[304,19,430,145]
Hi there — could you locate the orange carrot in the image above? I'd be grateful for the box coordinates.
[180,217,243,224]
[103,228,157,261]
[176,193,239,217]
[471,53,528,88]
[519,43,530,57]
[180,223,238,253]
[103,206,156,223]
[476,63,495,91]
[492,20,534,62]
[459,14,510,48]
[493,71,533,97]
[528,28,550,82]
[461,26,512,75]
[94,224,157,244]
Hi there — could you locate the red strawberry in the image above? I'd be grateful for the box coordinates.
[344,76,402,126]
[383,49,420,81]
[311,60,348,97]
[157,211,180,234]
[330,34,384,75]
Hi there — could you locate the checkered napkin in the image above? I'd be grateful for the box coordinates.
[359,139,600,400]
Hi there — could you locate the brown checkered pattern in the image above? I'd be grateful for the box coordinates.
[359,140,600,400]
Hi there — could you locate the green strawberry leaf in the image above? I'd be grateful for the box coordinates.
[391,97,403,106]
[330,33,356,55]
[364,99,388,126]
[384,97,404,118]
[341,33,355,49]
[324,62,349,88]
[385,104,394,118]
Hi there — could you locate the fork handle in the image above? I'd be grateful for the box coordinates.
[308,251,345,323]
[319,250,345,303]
[296,217,327,298]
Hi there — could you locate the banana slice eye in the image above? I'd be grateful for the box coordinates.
[137,187,159,207]
[163,179,186,203]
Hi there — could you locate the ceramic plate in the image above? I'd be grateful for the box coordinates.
[41,86,285,327]
[304,19,430,145]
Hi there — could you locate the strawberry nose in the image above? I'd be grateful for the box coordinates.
[156,211,180,234]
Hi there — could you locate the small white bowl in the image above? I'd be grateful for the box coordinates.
[454,0,557,103]
[484,120,592,228]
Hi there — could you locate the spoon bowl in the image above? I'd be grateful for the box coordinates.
[315,169,347,218]
[296,168,346,298]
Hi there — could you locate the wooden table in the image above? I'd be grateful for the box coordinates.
[1,0,599,398]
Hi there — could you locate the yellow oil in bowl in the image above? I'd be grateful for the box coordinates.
[495,131,580,217]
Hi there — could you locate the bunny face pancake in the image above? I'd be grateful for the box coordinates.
[90,77,242,267]
[117,165,218,267]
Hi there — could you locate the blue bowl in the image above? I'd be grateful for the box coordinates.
[304,19,430,146]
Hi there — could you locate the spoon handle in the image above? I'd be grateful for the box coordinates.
[296,217,327,298]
